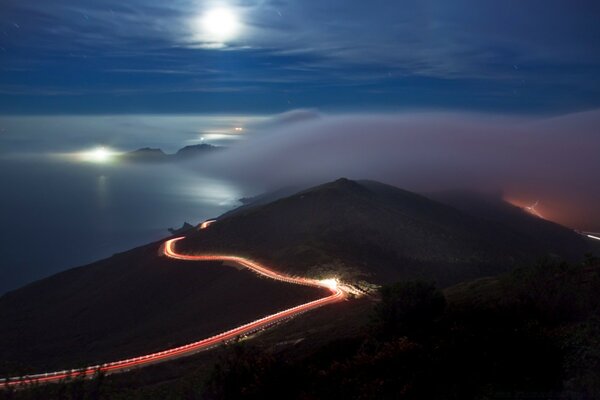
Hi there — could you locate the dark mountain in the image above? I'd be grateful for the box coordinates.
[121,144,219,163]
[121,147,168,162]
[174,144,220,159]
[178,178,589,286]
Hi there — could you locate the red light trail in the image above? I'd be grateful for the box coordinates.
[1,222,344,388]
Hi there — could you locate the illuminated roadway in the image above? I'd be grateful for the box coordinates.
[583,232,600,241]
[1,220,344,388]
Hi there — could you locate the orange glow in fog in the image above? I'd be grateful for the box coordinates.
[524,201,545,219]
[505,197,547,220]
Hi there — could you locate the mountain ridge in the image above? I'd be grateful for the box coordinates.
[121,143,220,163]
[178,178,588,286]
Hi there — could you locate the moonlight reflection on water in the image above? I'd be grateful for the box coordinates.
[0,155,243,294]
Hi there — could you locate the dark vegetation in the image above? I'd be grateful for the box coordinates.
[198,259,600,400]
[3,257,599,399]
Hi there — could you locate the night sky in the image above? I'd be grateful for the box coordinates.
[2,0,600,114]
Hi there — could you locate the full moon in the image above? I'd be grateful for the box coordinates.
[201,8,239,41]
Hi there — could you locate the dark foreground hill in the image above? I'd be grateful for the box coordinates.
[4,258,598,399]
[192,258,600,400]
[178,178,588,286]
[0,240,324,375]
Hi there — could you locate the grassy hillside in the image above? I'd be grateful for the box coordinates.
[0,240,324,375]
[178,178,588,286]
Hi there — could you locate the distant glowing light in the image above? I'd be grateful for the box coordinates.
[587,234,600,241]
[79,147,119,163]
[200,8,240,42]
[505,197,549,220]
[234,127,243,132]
[524,201,545,219]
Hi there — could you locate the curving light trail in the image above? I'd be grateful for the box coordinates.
[1,223,344,388]
[198,219,216,230]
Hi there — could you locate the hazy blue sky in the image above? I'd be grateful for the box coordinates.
[1,0,600,114]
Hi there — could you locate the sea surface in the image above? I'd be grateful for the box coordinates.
[0,115,259,294]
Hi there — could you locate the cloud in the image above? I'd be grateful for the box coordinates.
[201,109,600,231]
[236,0,600,79]
[3,0,600,79]
[2,0,600,113]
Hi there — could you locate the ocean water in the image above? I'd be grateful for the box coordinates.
[0,115,256,294]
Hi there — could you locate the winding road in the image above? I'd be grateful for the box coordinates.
[1,221,344,388]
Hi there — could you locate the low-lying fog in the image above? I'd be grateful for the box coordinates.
[199,109,600,233]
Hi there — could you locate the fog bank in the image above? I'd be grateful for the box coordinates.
[201,110,600,231]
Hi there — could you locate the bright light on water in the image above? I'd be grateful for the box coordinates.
[79,147,119,163]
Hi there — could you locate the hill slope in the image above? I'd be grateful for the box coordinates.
[178,179,588,286]
[0,240,324,375]
[428,190,600,258]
